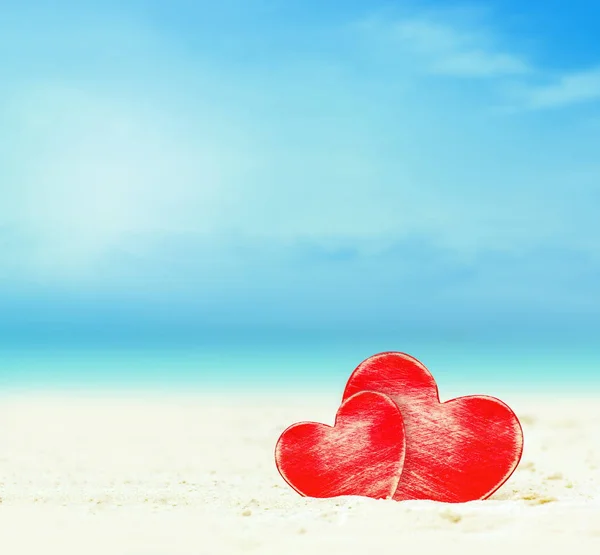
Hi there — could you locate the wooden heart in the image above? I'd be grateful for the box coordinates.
[343,352,524,503]
[275,391,406,499]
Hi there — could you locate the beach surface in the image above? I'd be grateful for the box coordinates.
[1,391,599,554]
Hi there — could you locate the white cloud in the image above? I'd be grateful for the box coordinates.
[357,10,600,111]
[515,66,600,109]
[357,13,530,78]
[393,18,529,77]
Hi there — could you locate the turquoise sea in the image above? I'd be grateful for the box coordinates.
[2,332,598,397]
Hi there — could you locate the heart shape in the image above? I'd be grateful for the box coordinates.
[342,352,524,502]
[275,391,406,499]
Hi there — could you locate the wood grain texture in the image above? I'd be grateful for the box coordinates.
[343,352,524,503]
[275,391,406,499]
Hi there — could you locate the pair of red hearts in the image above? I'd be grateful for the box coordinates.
[275,352,524,503]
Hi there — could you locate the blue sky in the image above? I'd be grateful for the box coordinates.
[1,1,600,349]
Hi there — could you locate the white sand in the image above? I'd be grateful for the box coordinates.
[1,391,600,554]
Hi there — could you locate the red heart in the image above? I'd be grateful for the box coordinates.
[275,391,406,499]
[342,352,524,503]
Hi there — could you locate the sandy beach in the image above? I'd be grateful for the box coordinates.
[1,391,599,554]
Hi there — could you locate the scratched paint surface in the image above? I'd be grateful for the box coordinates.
[343,352,524,503]
[275,391,405,499]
